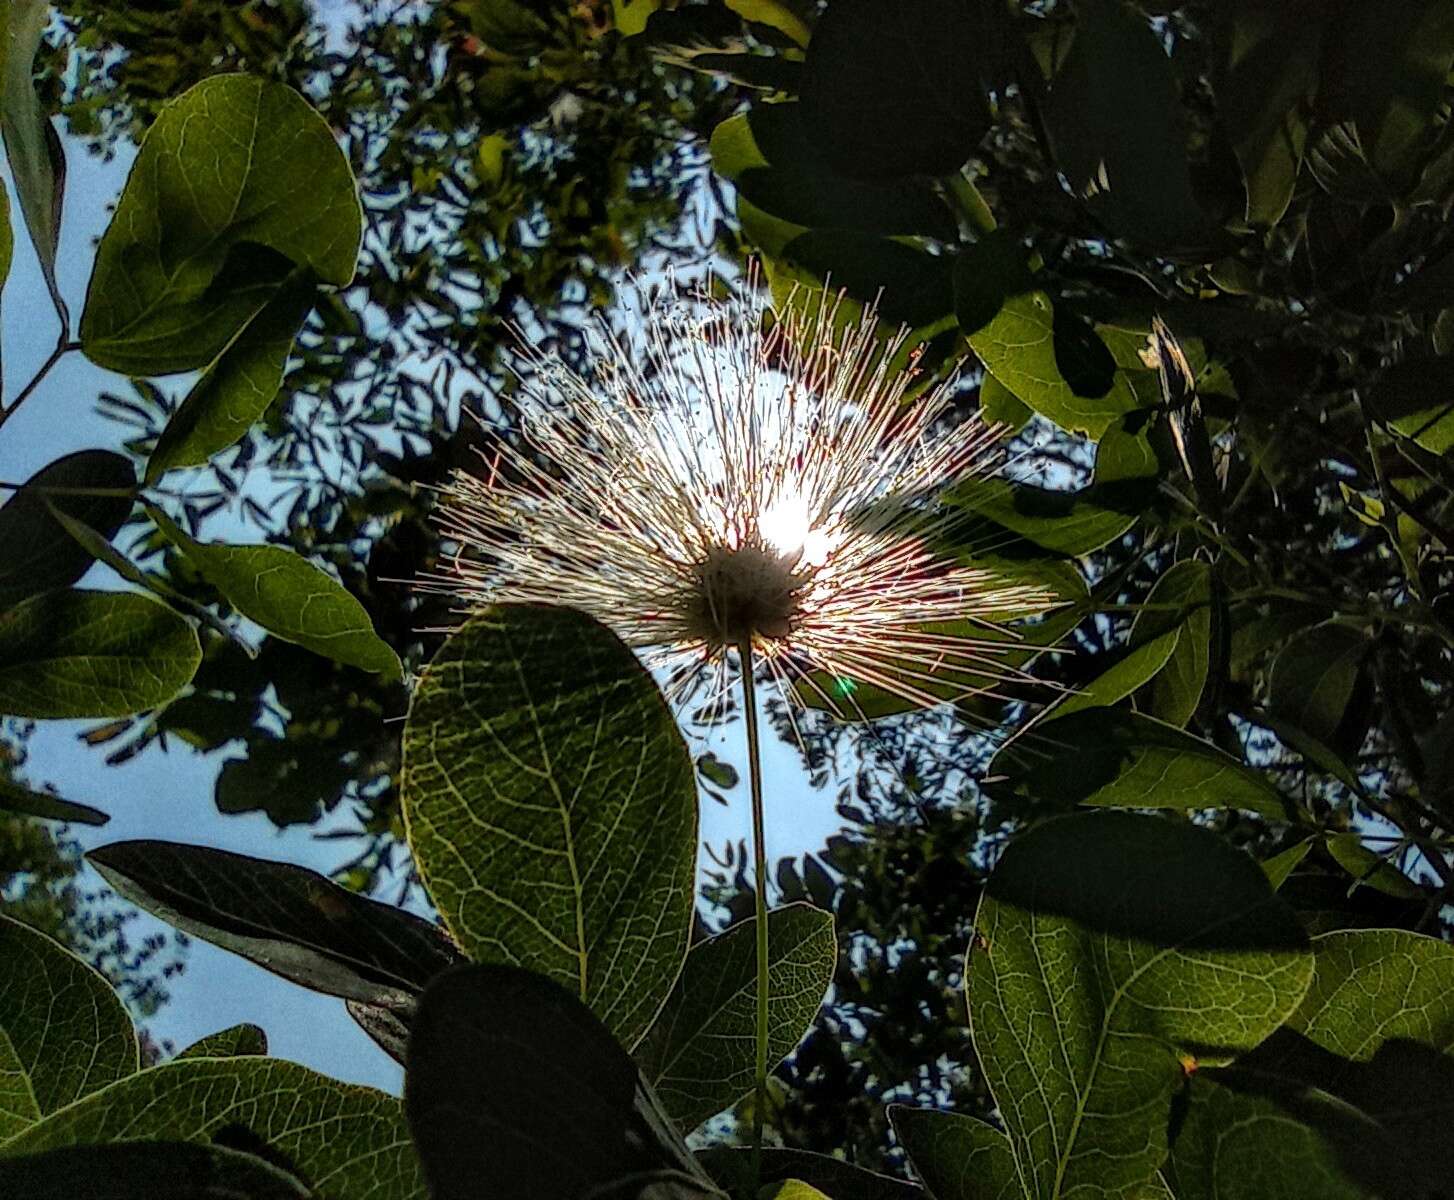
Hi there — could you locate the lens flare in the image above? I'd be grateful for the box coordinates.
[430,279,1058,720]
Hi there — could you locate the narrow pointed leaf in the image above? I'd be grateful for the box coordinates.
[80,75,360,375]
[0,915,138,1124]
[968,811,1313,1200]
[0,0,67,328]
[0,451,135,610]
[401,605,698,1049]
[0,1057,423,1200]
[86,840,460,1010]
[637,903,835,1134]
[148,507,401,678]
[0,778,106,826]
[0,589,200,718]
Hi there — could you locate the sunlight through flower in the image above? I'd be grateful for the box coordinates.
[432,278,1059,722]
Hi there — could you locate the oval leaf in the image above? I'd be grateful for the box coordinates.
[0,1057,422,1200]
[0,451,135,611]
[87,840,460,1010]
[0,589,200,719]
[80,75,361,376]
[1268,621,1368,745]
[636,903,835,1135]
[401,604,698,1050]
[0,915,138,1126]
[968,811,1313,1200]
[890,1107,1021,1200]
[149,507,400,678]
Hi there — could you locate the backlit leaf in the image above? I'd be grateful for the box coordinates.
[401,605,698,1050]
[969,811,1313,1200]
[637,903,835,1134]
[0,915,138,1127]
[0,1141,311,1199]
[0,1057,423,1200]
[176,1023,267,1060]
[890,1107,1021,1200]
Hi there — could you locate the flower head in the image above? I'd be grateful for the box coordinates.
[433,280,1058,718]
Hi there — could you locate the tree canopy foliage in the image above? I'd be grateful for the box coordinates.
[2,1,1454,1198]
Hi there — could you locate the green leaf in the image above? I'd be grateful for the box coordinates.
[1132,559,1213,727]
[0,451,136,611]
[0,589,201,719]
[798,0,991,179]
[767,1183,831,1200]
[959,261,1145,438]
[400,605,698,1050]
[969,811,1313,1200]
[709,104,955,258]
[696,751,739,791]
[778,230,956,331]
[80,75,360,376]
[0,1057,423,1200]
[979,373,1031,431]
[1213,1,1320,226]
[1170,929,1454,1199]
[0,0,67,328]
[148,507,401,679]
[146,277,316,481]
[1166,1074,1366,1200]
[1369,356,1454,455]
[637,903,835,1135]
[1260,839,1313,891]
[1042,0,1218,252]
[0,1029,37,1143]
[405,965,718,1200]
[1322,833,1421,899]
[698,1147,923,1200]
[1268,621,1368,745]
[0,181,11,390]
[945,476,1136,558]
[0,1142,311,1199]
[1046,629,1180,722]
[0,778,107,826]
[87,840,460,1009]
[0,915,138,1127]
[991,708,1289,818]
[176,1023,267,1060]
[889,1107,1021,1200]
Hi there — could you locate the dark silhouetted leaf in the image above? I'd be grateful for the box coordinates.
[87,840,460,1010]
[799,0,992,179]
[637,903,835,1134]
[80,75,360,375]
[709,103,955,257]
[969,811,1312,1199]
[405,964,721,1200]
[0,589,200,718]
[0,451,135,610]
[1268,621,1368,745]
[779,230,955,330]
[1042,0,1219,252]
[0,777,107,826]
[401,605,698,1050]
[1368,356,1454,455]
[0,1141,312,1198]
[698,1147,922,1200]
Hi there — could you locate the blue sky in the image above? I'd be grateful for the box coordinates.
[1,123,854,1093]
